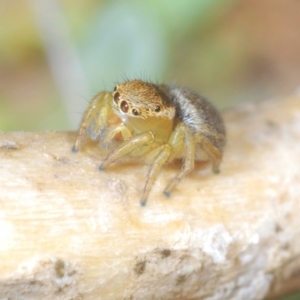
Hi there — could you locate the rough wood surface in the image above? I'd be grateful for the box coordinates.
[0,94,300,300]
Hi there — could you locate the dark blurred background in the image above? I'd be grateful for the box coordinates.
[0,0,300,133]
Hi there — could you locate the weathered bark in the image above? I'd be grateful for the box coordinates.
[0,94,299,300]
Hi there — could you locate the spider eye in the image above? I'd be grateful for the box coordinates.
[120,101,129,113]
[154,105,160,112]
[132,109,138,116]
[113,92,120,104]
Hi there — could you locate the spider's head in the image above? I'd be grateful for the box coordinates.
[112,80,175,123]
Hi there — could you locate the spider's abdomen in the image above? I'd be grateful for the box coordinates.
[164,85,226,151]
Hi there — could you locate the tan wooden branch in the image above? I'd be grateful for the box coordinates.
[0,94,300,300]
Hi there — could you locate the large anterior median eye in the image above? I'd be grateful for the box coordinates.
[113,92,120,104]
[120,101,129,113]
[155,105,160,112]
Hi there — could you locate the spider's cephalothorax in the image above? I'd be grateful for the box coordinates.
[73,80,226,206]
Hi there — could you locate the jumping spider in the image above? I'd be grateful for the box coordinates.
[72,80,226,206]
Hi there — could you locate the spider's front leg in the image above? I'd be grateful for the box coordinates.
[72,92,114,152]
[99,131,154,171]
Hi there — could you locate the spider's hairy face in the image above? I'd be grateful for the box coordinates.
[112,80,175,123]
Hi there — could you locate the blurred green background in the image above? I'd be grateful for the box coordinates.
[1,0,300,132]
[0,1,299,298]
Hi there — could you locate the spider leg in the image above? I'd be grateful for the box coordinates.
[99,132,154,171]
[195,133,223,174]
[164,129,223,197]
[72,92,113,152]
[164,123,195,197]
[140,122,189,205]
[101,124,132,147]
[140,144,171,206]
